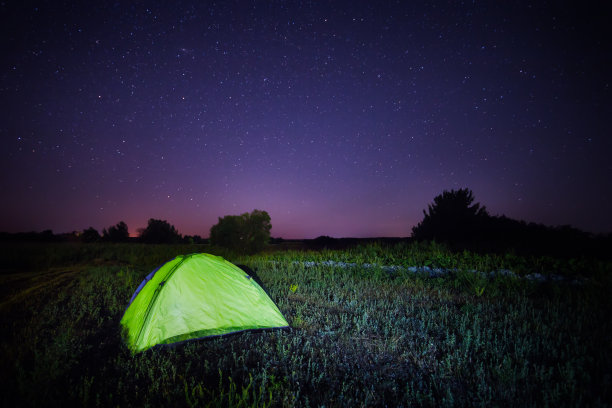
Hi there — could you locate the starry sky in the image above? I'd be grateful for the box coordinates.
[1,1,611,238]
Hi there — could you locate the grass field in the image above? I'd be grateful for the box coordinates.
[1,242,610,407]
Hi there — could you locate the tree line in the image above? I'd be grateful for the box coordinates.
[0,209,272,255]
[1,190,609,257]
[411,188,610,258]
[77,209,271,253]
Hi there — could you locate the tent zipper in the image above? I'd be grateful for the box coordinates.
[134,255,191,348]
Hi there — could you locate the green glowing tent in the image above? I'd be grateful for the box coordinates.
[121,253,289,353]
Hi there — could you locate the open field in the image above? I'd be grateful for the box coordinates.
[1,242,611,407]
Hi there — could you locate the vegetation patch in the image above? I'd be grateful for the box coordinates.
[0,243,610,406]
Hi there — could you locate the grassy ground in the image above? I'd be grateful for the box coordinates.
[0,242,610,407]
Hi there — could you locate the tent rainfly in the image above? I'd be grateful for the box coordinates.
[121,253,289,352]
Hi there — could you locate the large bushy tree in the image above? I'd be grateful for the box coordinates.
[412,188,605,257]
[210,209,271,254]
[102,221,129,242]
[139,219,182,244]
[81,227,101,243]
[412,188,488,242]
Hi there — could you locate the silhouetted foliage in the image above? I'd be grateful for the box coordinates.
[477,215,595,257]
[182,235,206,244]
[102,221,129,242]
[139,219,182,244]
[81,227,101,243]
[412,188,608,258]
[311,235,339,249]
[412,188,488,242]
[269,237,285,244]
[58,231,80,242]
[40,229,55,241]
[209,209,271,254]
[0,230,61,242]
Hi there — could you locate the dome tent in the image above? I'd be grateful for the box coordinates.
[121,253,289,353]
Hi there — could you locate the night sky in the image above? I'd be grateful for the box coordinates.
[2,1,611,238]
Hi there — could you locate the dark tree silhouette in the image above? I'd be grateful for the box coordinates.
[0,230,58,242]
[411,188,606,257]
[139,219,182,244]
[183,235,205,244]
[311,235,339,249]
[412,188,488,242]
[81,227,101,243]
[102,221,129,242]
[210,209,271,254]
